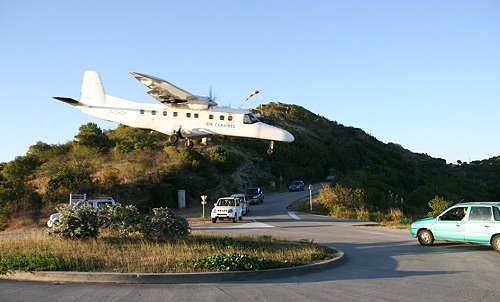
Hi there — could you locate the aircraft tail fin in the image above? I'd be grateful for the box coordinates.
[80,71,106,105]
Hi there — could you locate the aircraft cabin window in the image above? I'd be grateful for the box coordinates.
[220,115,225,121]
[209,114,214,119]
[140,109,145,114]
[186,113,191,118]
[194,113,199,118]
[173,112,178,117]
[152,110,156,115]
[162,111,167,117]
[228,116,233,121]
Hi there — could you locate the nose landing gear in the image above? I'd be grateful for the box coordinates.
[267,141,274,155]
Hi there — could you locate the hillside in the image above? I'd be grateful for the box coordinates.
[0,102,499,229]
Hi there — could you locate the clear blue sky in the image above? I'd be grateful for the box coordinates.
[1,1,499,164]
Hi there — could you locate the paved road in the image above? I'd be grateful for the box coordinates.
[1,185,499,302]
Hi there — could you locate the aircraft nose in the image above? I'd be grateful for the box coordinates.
[272,127,294,142]
[283,129,294,143]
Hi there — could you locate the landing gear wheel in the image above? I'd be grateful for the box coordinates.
[185,139,194,149]
[239,215,242,221]
[211,218,217,223]
[233,216,237,223]
[417,230,434,246]
[169,134,179,144]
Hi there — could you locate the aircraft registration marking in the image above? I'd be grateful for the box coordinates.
[109,109,127,115]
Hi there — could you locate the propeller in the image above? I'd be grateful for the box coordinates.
[209,86,217,102]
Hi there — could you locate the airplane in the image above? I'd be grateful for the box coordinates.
[54,71,294,154]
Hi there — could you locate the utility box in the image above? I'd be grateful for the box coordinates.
[177,190,186,209]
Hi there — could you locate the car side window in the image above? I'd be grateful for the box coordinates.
[440,207,467,221]
[469,206,492,222]
[494,207,500,221]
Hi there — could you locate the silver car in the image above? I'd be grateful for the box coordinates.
[231,193,250,215]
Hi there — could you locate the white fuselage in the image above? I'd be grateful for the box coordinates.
[81,96,293,142]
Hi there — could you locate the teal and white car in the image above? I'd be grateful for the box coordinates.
[410,202,500,252]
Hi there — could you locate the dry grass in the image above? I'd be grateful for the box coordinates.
[0,231,335,273]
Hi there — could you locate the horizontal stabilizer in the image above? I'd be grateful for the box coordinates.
[53,97,84,106]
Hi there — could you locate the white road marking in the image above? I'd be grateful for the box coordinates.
[288,212,301,220]
[226,220,276,228]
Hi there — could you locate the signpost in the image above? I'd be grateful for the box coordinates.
[309,184,313,212]
[201,195,207,218]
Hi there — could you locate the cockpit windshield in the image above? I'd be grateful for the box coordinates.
[243,113,260,124]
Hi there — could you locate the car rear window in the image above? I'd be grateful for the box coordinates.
[494,207,500,221]
[468,206,493,222]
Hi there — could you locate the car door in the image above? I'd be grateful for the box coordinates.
[433,206,467,241]
[464,206,493,243]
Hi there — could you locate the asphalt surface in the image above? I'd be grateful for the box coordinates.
[1,184,499,302]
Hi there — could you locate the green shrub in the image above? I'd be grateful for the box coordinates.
[187,253,299,271]
[369,211,386,222]
[145,207,190,240]
[99,203,144,237]
[209,146,242,172]
[180,149,205,171]
[47,204,99,239]
[356,206,370,220]
[0,253,67,274]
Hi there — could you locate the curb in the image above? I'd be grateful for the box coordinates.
[1,249,345,284]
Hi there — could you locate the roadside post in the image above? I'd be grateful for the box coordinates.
[201,195,208,218]
[309,184,313,212]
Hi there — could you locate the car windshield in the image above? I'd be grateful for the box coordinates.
[246,189,258,194]
[217,199,234,206]
[291,181,302,185]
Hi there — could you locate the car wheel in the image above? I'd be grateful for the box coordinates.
[492,235,500,253]
[239,214,242,221]
[417,229,434,246]
[211,218,216,223]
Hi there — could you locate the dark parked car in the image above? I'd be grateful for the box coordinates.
[245,187,264,204]
[289,180,305,192]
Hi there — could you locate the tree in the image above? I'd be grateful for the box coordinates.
[209,146,242,172]
[74,122,111,153]
[108,125,157,153]
[44,163,94,204]
[1,154,42,181]
[427,195,452,217]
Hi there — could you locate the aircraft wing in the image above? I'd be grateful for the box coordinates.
[130,71,195,104]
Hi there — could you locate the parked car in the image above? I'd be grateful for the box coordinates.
[245,187,264,204]
[410,201,500,252]
[231,193,250,215]
[47,197,116,227]
[211,197,243,223]
[289,180,305,192]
